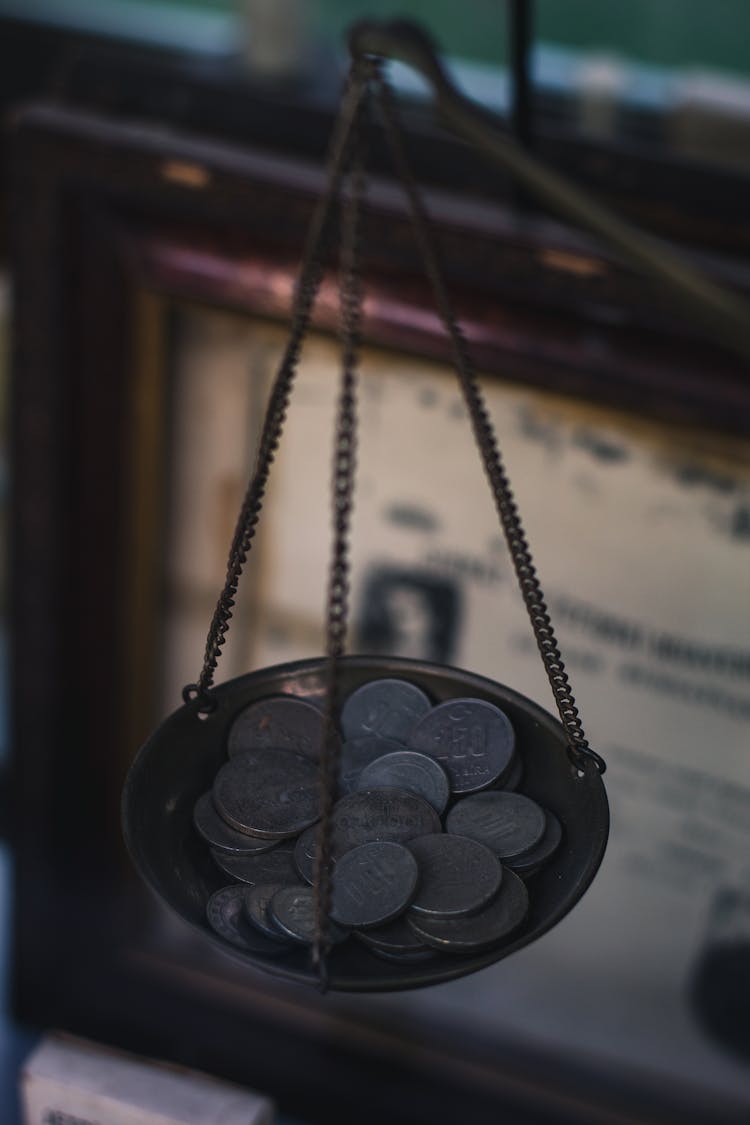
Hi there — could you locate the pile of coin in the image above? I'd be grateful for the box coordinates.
[195,677,562,964]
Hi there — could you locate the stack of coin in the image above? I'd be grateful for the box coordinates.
[196,677,562,963]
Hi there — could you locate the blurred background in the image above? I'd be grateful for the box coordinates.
[5,0,750,160]
[1,2,750,1123]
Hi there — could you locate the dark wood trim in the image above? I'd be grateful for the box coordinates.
[4,13,750,254]
[10,101,750,429]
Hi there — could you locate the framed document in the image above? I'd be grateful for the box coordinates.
[10,101,750,1123]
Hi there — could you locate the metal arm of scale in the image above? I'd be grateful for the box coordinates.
[348,19,750,366]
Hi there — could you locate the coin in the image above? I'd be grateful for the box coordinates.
[355,750,450,815]
[407,834,502,918]
[332,788,441,853]
[330,841,418,928]
[244,882,295,941]
[211,842,300,886]
[341,678,432,743]
[355,914,432,956]
[366,946,437,963]
[407,868,529,952]
[227,695,327,761]
[293,824,318,884]
[193,792,277,855]
[269,885,348,946]
[293,824,343,885]
[213,749,320,839]
[206,885,292,955]
[506,810,563,876]
[497,751,523,792]
[446,791,546,860]
[295,789,440,878]
[354,915,435,965]
[408,698,516,794]
[339,735,406,795]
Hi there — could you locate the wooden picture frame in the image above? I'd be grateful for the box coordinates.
[9,100,750,1124]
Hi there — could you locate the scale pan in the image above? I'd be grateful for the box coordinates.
[122,656,608,992]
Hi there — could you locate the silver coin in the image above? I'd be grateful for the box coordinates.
[407,834,502,918]
[206,885,292,955]
[227,695,327,761]
[269,885,348,946]
[358,939,436,964]
[332,787,441,854]
[497,751,523,792]
[293,824,317,884]
[355,914,432,956]
[445,791,546,860]
[369,948,437,963]
[244,882,295,942]
[295,788,441,882]
[355,751,450,815]
[341,679,432,742]
[408,698,515,795]
[407,868,529,952]
[506,811,563,876]
[193,792,276,855]
[293,823,343,885]
[211,842,300,886]
[213,749,320,839]
[293,823,319,884]
[330,841,418,929]
[339,736,406,795]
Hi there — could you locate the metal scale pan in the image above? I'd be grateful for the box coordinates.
[122,654,609,992]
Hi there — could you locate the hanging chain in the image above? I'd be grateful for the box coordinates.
[374,69,605,775]
[312,102,369,988]
[183,62,371,711]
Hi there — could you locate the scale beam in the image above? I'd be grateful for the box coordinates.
[349,19,750,366]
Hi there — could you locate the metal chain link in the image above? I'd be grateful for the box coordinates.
[374,70,605,775]
[311,110,368,989]
[183,62,371,710]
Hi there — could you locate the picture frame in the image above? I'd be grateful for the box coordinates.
[9,99,750,1124]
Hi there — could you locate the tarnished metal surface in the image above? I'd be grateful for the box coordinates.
[122,655,609,992]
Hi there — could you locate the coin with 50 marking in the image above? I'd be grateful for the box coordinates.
[408,698,515,794]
